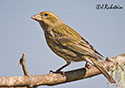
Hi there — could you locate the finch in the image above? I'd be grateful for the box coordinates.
[31,11,115,83]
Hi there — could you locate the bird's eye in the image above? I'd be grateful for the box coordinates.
[44,13,48,16]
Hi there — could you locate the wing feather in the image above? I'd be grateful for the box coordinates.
[53,24,103,60]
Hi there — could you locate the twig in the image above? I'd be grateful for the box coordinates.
[18,53,32,88]
[18,53,31,77]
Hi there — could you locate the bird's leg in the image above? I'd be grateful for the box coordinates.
[84,56,94,69]
[50,62,71,75]
[85,62,90,69]
[85,62,88,67]
[56,62,71,72]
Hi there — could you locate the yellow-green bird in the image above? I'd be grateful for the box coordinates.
[31,11,115,83]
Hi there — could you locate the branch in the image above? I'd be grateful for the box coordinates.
[0,54,125,87]
[18,53,31,77]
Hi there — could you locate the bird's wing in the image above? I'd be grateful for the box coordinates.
[53,24,103,59]
[68,42,104,60]
[53,24,81,45]
[80,37,104,58]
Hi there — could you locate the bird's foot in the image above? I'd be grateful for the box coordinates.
[49,70,65,76]
[85,62,91,69]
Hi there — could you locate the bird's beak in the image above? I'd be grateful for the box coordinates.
[31,14,42,22]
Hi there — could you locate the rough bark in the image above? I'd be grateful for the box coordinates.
[0,54,125,87]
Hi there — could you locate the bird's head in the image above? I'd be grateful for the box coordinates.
[32,11,63,30]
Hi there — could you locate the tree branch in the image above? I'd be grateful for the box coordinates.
[0,54,125,87]
[18,53,31,77]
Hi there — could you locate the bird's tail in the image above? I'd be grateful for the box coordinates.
[90,58,116,83]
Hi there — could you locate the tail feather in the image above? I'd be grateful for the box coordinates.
[91,58,116,83]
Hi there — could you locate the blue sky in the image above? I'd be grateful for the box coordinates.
[0,0,124,88]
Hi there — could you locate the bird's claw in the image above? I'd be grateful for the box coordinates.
[49,70,65,76]
[85,62,91,69]
[49,70,55,73]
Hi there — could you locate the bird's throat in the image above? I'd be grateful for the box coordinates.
[39,21,48,30]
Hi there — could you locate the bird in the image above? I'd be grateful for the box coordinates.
[31,11,115,83]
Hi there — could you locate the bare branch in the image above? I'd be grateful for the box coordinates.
[18,53,31,77]
[0,54,125,87]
